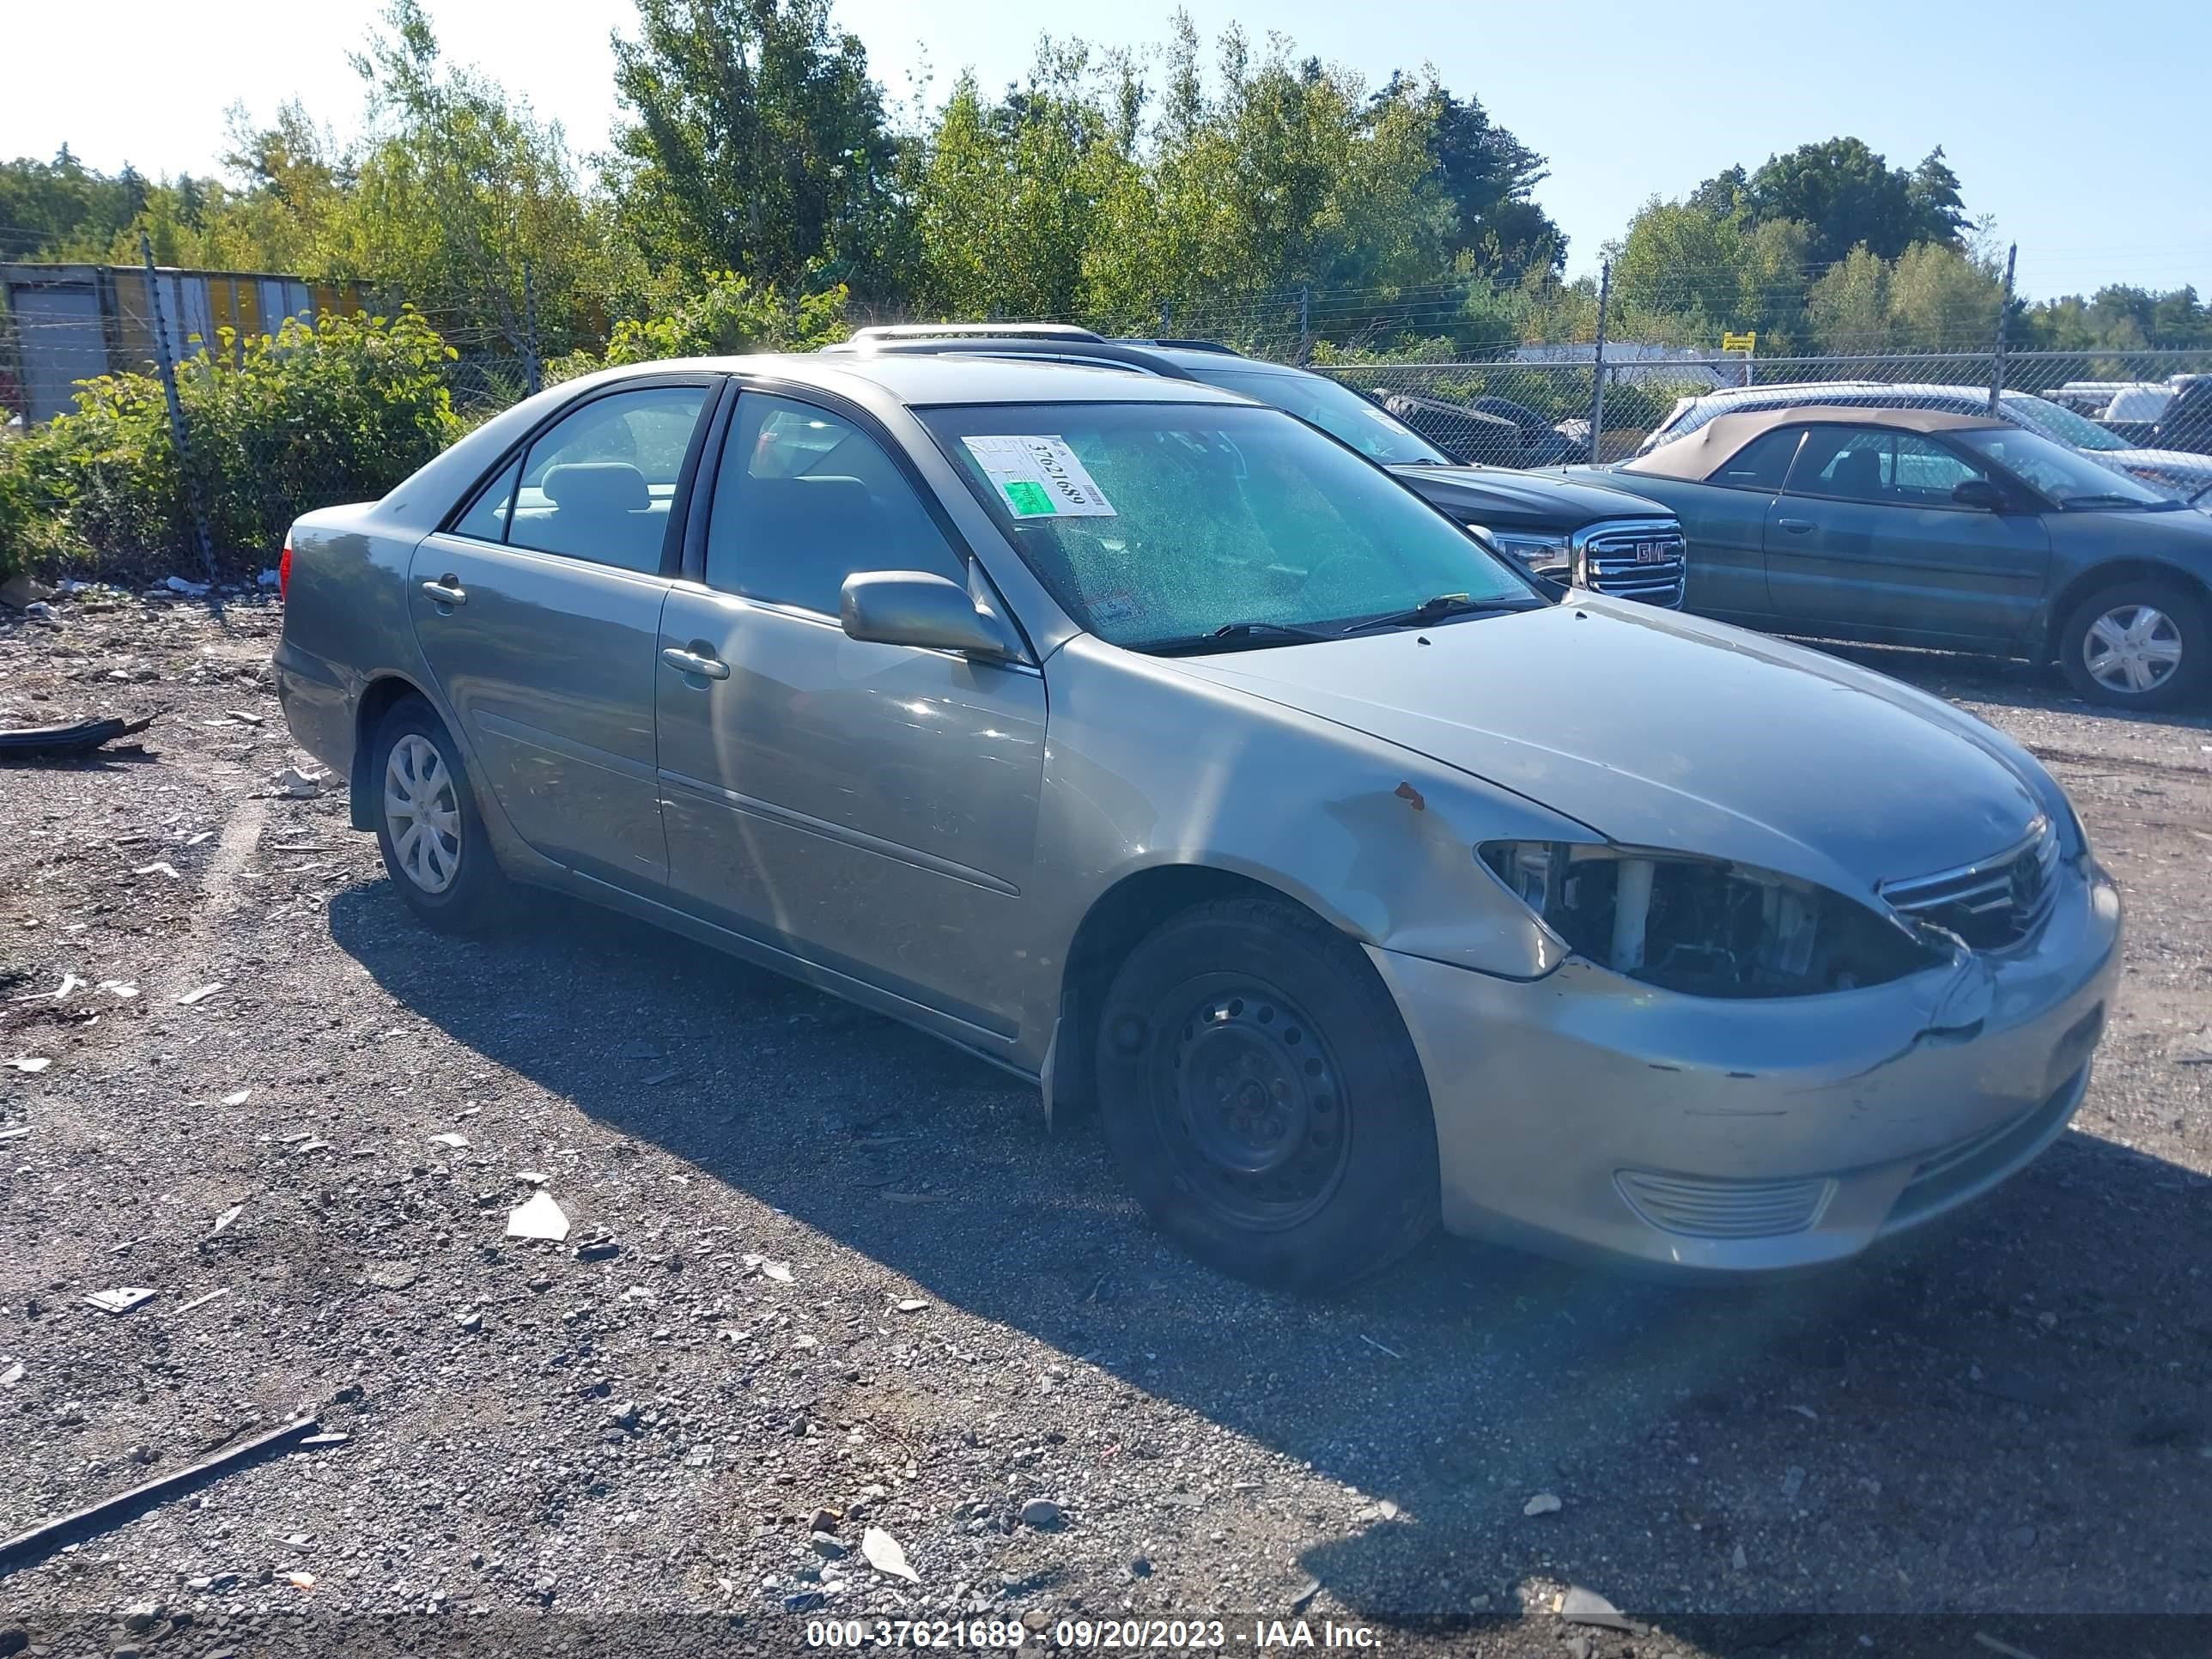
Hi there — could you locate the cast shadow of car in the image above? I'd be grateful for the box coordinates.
[328,886,2212,1624]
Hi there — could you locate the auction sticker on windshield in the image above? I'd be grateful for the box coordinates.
[963,435,1118,518]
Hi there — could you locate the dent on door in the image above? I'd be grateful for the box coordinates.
[654,591,1047,1031]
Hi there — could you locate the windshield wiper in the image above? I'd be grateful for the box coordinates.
[2058,493,2151,508]
[1338,592,1531,635]
[1140,619,1334,655]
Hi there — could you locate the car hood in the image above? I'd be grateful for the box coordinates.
[1390,463,1673,526]
[2107,446,2212,475]
[2105,447,2212,503]
[1164,599,2044,898]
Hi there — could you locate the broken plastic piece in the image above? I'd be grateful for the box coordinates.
[1561,1586,1633,1631]
[860,1525,920,1583]
[84,1287,157,1316]
[0,714,155,757]
[506,1189,572,1243]
[0,1415,318,1570]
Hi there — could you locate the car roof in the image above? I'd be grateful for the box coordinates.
[1380,391,1523,430]
[575,350,1253,407]
[818,332,1324,386]
[1624,403,2010,481]
[1687,380,2022,409]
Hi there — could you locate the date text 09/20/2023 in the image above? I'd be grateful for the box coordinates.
[804,1618,1386,1649]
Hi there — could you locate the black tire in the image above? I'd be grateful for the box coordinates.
[2057,580,2209,710]
[1093,895,1440,1292]
[368,697,510,932]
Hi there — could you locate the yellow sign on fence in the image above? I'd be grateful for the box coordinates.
[1722,331,1757,353]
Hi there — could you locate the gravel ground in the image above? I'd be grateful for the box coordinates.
[2,590,2209,1657]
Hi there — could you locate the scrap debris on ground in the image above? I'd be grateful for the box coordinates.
[1,586,2209,1656]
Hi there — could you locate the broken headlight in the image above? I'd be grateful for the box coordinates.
[1477,842,1948,999]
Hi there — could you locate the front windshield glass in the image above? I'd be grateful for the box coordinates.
[2002,392,2129,453]
[1953,427,2171,507]
[1189,367,1449,466]
[923,401,1533,649]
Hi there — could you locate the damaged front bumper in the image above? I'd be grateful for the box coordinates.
[1369,858,2123,1273]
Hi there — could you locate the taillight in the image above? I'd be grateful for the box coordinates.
[279,533,293,603]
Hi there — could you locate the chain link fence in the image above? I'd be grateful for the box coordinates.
[8,257,2212,584]
[1316,348,2212,472]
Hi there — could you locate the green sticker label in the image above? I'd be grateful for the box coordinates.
[1002,479,1055,516]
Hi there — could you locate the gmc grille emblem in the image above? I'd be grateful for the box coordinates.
[1634,541,1666,564]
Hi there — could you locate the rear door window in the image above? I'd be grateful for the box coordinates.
[506,385,710,572]
[1710,426,1805,490]
[453,457,522,543]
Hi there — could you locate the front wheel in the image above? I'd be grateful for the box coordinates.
[369,697,510,931]
[1093,896,1440,1292]
[2057,581,2209,710]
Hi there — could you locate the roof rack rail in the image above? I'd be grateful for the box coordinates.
[847,323,1107,345]
[1120,337,1246,356]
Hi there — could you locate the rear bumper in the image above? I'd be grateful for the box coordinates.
[1368,860,2122,1273]
[273,634,356,781]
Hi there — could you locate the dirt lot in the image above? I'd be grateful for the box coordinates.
[2,589,2209,1657]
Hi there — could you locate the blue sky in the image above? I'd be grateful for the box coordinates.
[7,0,2208,301]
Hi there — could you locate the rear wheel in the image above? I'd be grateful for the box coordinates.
[1093,895,1440,1291]
[369,697,509,931]
[2058,580,2209,709]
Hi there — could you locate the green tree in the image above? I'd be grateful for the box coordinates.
[1805,245,1891,351]
[1700,137,1968,270]
[608,0,901,289]
[337,1,622,357]
[1375,76,1562,280]
[1882,242,2005,349]
[908,47,1142,322]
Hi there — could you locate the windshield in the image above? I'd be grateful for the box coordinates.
[923,401,1533,649]
[2001,392,2129,453]
[1187,366,1450,466]
[1953,427,2172,507]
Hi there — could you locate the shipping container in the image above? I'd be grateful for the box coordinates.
[1,263,363,423]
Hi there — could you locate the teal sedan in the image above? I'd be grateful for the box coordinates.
[1557,404,2212,709]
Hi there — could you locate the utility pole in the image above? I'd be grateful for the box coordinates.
[522,258,541,397]
[141,231,216,587]
[1589,260,1612,462]
[1989,241,2018,415]
[1297,285,1312,365]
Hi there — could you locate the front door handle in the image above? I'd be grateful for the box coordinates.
[421,578,467,605]
[1777,518,1815,534]
[661,646,731,681]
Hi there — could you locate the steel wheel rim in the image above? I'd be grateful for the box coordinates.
[383,733,462,895]
[1139,974,1352,1231]
[2082,603,2183,695]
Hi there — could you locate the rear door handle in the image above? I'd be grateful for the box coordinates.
[661,646,731,681]
[420,578,467,605]
[1777,518,1815,534]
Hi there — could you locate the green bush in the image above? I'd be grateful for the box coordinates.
[0,307,460,583]
[547,275,850,386]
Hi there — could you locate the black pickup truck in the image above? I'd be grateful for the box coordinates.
[818,326,1689,607]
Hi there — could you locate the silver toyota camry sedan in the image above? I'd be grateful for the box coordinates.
[275,353,2121,1289]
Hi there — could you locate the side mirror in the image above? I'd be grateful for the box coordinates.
[840,571,1015,659]
[1952,477,2005,511]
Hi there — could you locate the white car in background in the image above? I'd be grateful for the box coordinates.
[1640,382,2212,508]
